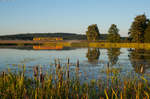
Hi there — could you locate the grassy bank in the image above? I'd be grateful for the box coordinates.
[1,40,150,49]
[0,60,150,99]
[35,42,150,50]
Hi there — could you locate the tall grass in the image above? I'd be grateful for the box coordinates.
[0,60,150,99]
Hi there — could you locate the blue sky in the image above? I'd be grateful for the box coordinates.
[0,0,150,37]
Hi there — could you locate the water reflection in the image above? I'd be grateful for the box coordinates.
[129,49,150,74]
[107,48,121,66]
[1,45,150,75]
[33,45,63,50]
[86,48,100,64]
[0,45,74,50]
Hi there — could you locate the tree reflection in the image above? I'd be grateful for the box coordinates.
[129,49,150,74]
[86,48,100,64]
[107,48,121,66]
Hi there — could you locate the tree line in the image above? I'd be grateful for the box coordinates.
[86,14,150,43]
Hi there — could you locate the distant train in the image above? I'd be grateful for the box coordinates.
[33,37,63,41]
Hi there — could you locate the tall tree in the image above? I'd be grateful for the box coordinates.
[129,14,148,43]
[107,24,120,42]
[86,24,100,41]
[144,20,150,42]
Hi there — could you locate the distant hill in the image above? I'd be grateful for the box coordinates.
[0,33,108,40]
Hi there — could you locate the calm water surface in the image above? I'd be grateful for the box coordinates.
[0,46,150,81]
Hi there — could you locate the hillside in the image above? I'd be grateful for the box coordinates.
[0,33,108,40]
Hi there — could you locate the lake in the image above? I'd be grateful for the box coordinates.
[0,46,150,81]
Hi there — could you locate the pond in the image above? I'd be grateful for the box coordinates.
[0,46,150,81]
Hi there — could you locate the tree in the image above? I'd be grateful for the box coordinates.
[86,24,100,41]
[144,20,150,42]
[129,14,148,43]
[107,24,120,42]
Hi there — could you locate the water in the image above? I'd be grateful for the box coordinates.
[0,46,150,81]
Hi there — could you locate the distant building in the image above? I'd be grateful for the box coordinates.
[33,37,63,41]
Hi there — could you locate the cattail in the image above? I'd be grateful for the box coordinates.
[140,66,143,73]
[67,58,70,65]
[55,59,57,67]
[2,71,5,78]
[76,62,79,76]
[40,66,42,75]
[107,62,109,68]
[40,67,45,83]
[106,62,110,74]
[33,66,38,77]
[40,74,45,83]
[66,58,70,79]
[66,69,69,79]
[2,72,5,85]
[56,58,61,69]
[57,63,61,69]
[76,59,79,68]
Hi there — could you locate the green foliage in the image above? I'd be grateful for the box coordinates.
[86,24,100,41]
[107,24,120,42]
[144,21,150,42]
[129,14,148,43]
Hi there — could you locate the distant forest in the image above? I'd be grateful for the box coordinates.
[0,33,112,40]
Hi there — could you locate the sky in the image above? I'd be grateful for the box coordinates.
[0,0,150,37]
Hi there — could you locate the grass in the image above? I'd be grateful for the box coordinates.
[1,40,150,49]
[40,42,150,49]
[0,60,150,99]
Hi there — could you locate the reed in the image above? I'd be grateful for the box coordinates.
[0,60,150,99]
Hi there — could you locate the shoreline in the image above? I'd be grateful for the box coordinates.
[1,40,150,49]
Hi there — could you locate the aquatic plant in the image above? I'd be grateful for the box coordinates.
[0,60,150,99]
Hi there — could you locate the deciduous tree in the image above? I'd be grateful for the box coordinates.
[129,14,148,43]
[107,24,120,42]
[144,20,150,42]
[86,24,100,41]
